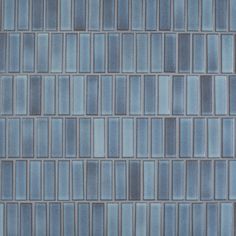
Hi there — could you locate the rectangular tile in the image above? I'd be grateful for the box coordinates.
[115,76,127,115]
[122,34,134,72]
[58,161,70,200]
[158,161,169,200]
[165,118,176,157]
[45,0,58,30]
[144,75,156,115]
[137,118,148,158]
[1,161,13,200]
[115,161,127,200]
[71,76,84,115]
[72,161,84,200]
[51,33,63,72]
[29,161,41,200]
[108,118,120,158]
[86,161,99,200]
[92,204,104,236]
[164,34,176,72]
[79,118,91,158]
[23,33,35,72]
[44,161,55,200]
[74,0,86,30]
[129,161,141,200]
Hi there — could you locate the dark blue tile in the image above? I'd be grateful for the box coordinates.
[129,161,141,200]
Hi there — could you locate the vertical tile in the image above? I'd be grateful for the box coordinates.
[229,161,236,199]
[88,0,100,30]
[172,161,185,200]
[178,204,190,236]
[0,204,4,236]
[192,204,206,236]
[1,161,13,200]
[32,0,44,30]
[22,118,34,158]
[87,76,98,115]
[117,0,129,30]
[101,76,113,115]
[108,33,120,72]
[115,76,127,115]
[159,0,171,30]
[187,0,199,30]
[3,0,15,30]
[187,76,199,115]
[15,76,27,115]
[65,118,77,158]
[35,203,47,236]
[1,76,13,115]
[146,0,157,30]
[79,118,91,158]
[0,34,7,72]
[193,34,205,73]
[164,204,176,236]
[103,0,115,30]
[174,0,185,30]
[58,161,70,200]
[186,160,198,200]
[37,34,49,73]
[49,203,61,236]
[221,203,233,235]
[60,0,72,30]
[63,203,75,236]
[29,161,41,200]
[172,76,184,115]
[8,33,20,72]
[30,76,41,115]
[207,204,218,236]
[144,75,156,115]
[36,118,48,158]
[122,33,135,72]
[129,161,141,200]
[222,119,234,157]
[200,160,213,200]
[201,76,213,115]
[136,203,147,236]
[137,34,148,72]
[18,0,29,30]
[158,161,169,200]
[71,76,84,115]
[108,118,120,158]
[78,204,90,236]
[6,203,18,236]
[51,33,63,73]
[0,119,6,158]
[74,0,86,30]
[51,118,63,158]
[151,33,162,72]
[215,76,227,115]
[44,161,55,200]
[79,34,91,72]
[208,119,221,158]
[221,35,234,73]
[137,118,148,158]
[101,161,113,200]
[151,118,164,158]
[115,161,127,200]
[94,34,105,72]
[178,34,190,72]
[92,204,104,236]
[129,76,141,115]
[215,161,227,200]
[194,118,206,157]
[143,161,155,200]
[164,34,176,72]
[20,204,32,236]
[131,0,143,30]
[45,0,58,30]
[180,118,192,157]
[122,118,134,157]
[165,118,176,157]
[65,34,77,72]
[43,76,55,115]
[202,0,213,31]
[121,204,133,236]
[216,0,228,31]
[230,76,236,114]
[230,0,236,30]
[107,204,119,236]
[87,161,99,200]
[15,161,27,200]
[150,203,162,236]
[159,76,171,115]
[58,76,70,115]
[7,119,20,158]
[94,118,105,158]
[72,161,84,200]
[207,35,219,73]
[23,33,35,72]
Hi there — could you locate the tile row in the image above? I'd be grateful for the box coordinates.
[1,33,236,73]
[0,117,236,159]
[1,160,236,201]
[0,202,234,236]
[1,0,236,32]
[2,75,236,116]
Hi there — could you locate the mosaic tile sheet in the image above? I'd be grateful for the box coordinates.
[1,0,236,235]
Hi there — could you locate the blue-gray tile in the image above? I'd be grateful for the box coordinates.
[1,161,13,200]
[92,204,104,236]
[74,0,86,30]
[45,0,58,30]
[15,161,27,200]
[78,204,90,236]
[79,118,91,158]
[20,204,32,236]
[29,76,41,115]
[23,34,35,72]
[86,161,99,200]
[44,161,55,200]
[159,0,171,30]
[129,161,141,200]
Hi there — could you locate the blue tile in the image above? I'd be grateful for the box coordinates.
[44,161,56,200]
[29,161,41,200]
[79,34,91,72]
[129,161,141,200]
[23,34,35,72]
[45,0,58,30]
[58,161,70,200]
[92,204,104,236]
[74,0,86,30]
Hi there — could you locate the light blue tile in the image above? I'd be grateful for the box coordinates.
[143,161,155,200]
[0,204,4,236]
[29,161,41,200]
[94,118,105,157]
[207,204,218,236]
[72,161,84,200]
[230,0,236,30]
[23,33,35,72]
[188,0,199,30]
[36,118,48,158]
[8,34,20,72]
[3,0,15,30]
[22,119,34,158]
[192,204,206,236]
[221,203,233,236]
[20,204,32,236]
[180,119,192,157]
[137,118,148,158]
[164,204,176,236]
[151,34,162,72]
[79,119,91,157]
[229,161,236,199]
[51,33,63,72]
[200,161,213,200]
[103,0,115,30]
[101,161,113,200]
[207,35,219,73]
[172,161,185,200]
[51,119,63,158]
[78,204,90,236]
[216,0,228,31]
[215,161,227,200]
[94,34,105,72]
[150,203,162,236]
[18,0,29,30]
[1,161,13,200]
[187,76,199,115]
[37,34,49,72]
[194,118,206,157]
[146,0,157,30]
[122,34,134,72]
[49,203,61,236]
[15,76,27,115]
[87,161,99,200]
[88,0,100,30]
[129,76,141,115]
[58,76,70,115]
[121,204,133,236]
[137,34,148,72]
[66,34,77,72]
[223,119,234,157]
[193,34,205,73]
[43,76,55,115]
[159,76,171,115]
[1,76,13,115]
[174,0,185,30]
[208,119,221,158]
[101,76,113,115]
[60,0,72,30]
[71,76,84,115]
[215,76,227,115]
[122,118,134,157]
[131,0,143,30]
[79,34,91,72]
[108,34,120,72]
[202,0,213,31]
[136,203,147,236]
[15,161,27,200]
[221,35,234,73]
[107,204,118,236]
[0,119,6,158]
[108,118,120,158]
[7,203,18,236]
[35,203,47,236]
[58,161,70,200]
[44,161,55,200]
[115,161,127,200]
[178,204,190,236]
[63,203,75,236]
[7,119,20,158]
[186,161,198,200]
[92,204,104,236]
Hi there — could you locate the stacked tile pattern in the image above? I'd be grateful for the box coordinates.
[0,0,236,235]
